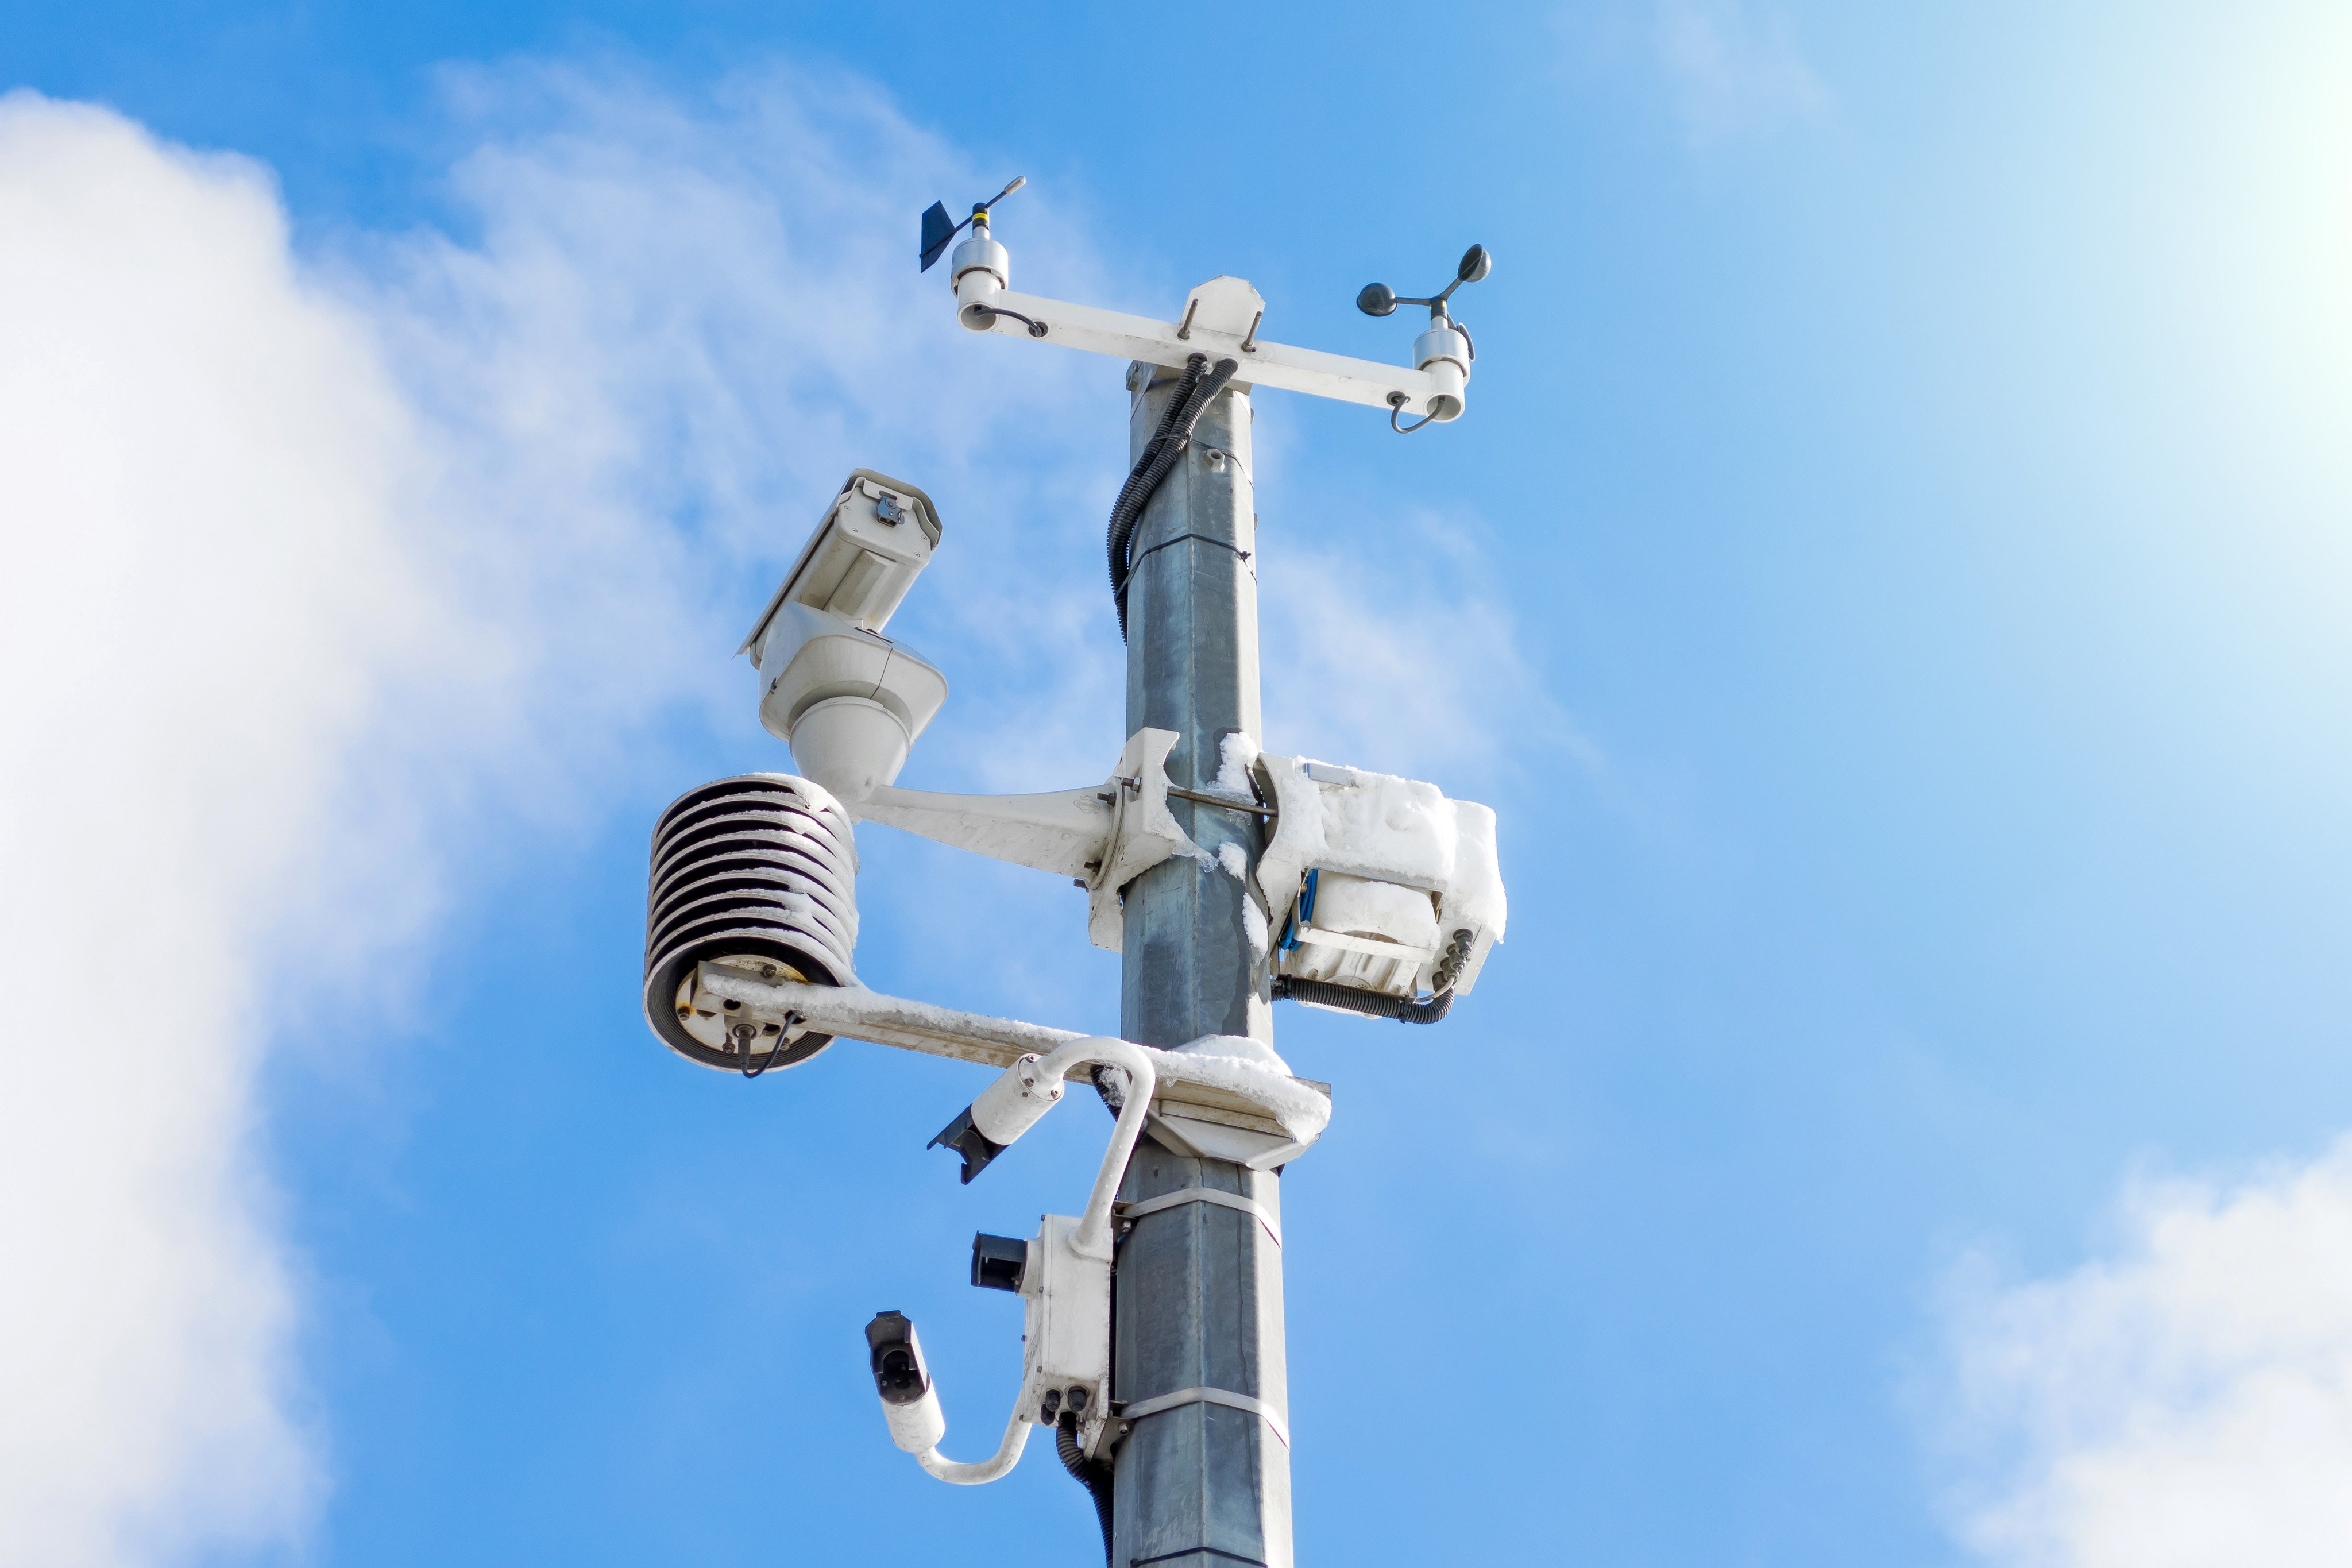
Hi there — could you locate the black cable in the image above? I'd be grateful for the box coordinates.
[1104,354,1203,627]
[1107,354,1240,639]
[1126,531,1250,574]
[971,305,1049,338]
[1273,976,1455,1024]
[1057,1411,1115,1562]
[740,1010,805,1077]
[1389,401,1440,435]
[1116,356,1238,631]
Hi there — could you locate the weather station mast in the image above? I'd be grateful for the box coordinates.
[640,177,1505,1567]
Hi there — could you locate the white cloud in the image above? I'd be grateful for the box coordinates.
[1934,1137,2352,1567]
[349,59,1125,801]
[1652,0,1828,145]
[0,65,1118,1566]
[1258,508,1581,793]
[0,93,431,1563]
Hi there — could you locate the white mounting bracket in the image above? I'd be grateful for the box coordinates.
[852,728,1202,953]
[685,968,1332,1168]
[958,270,1461,421]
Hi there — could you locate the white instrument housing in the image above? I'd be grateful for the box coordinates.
[1256,754,1507,1001]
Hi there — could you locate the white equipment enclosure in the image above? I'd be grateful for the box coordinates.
[1256,755,1506,1003]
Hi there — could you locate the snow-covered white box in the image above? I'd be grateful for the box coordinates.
[1253,753,1505,1002]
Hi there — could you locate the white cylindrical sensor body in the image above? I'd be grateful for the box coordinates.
[1413,323,1470,421]
[953,227,1009,330]
[884,1385,947,1454]
[970,1053,1065,1146]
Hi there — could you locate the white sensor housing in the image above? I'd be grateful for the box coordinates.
[1257,754,1506,1001]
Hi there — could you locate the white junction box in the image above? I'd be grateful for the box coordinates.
[1021,1214,1111,1447]
[1256,754,1506,1001]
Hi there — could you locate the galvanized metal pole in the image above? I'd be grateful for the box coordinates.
[1110,361,1291,1568]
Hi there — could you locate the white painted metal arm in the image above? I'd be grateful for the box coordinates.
[915,1405,1032,1485]
[689,966,1333,1156]
[1028,1038,1157,1260]
[855,782,1110,879]
[843,728,1203,954]
[967,288,1445,415]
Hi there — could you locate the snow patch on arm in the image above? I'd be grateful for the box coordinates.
[1215,731,1261,797]
[1152,1034,1330,1142]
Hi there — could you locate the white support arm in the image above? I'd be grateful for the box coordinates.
[855,782,1109,879]
[915,1405,1033,1486]
[967,287,1447,416]
[1027,1037,1157,1260]
[846,728,1202,955]
[689,966,1333,1158]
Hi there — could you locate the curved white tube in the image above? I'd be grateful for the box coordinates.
[1032,1036,1157,1260]
[916,1404,1032,1485]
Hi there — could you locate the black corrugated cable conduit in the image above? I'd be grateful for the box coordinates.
[1107,353,1241,639]
[1273,975,1456,1024]
[1104,353,1203,634]
[1057,1411,1114,1561]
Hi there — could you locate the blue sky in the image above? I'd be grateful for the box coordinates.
[3,4,2351,1566]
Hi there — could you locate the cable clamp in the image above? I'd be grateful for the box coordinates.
[1114,1385,1290,1449]
[1128,530,1253,572]
[1116,1187,1281,1246]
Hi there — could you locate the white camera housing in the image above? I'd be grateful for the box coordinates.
[740,471,949,803]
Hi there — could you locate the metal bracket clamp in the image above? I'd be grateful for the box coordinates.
[1115,1386,1291,1450]
[1084,728,1199,953]
[1116,1188,1283,1247]
[844,727,1202,955]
